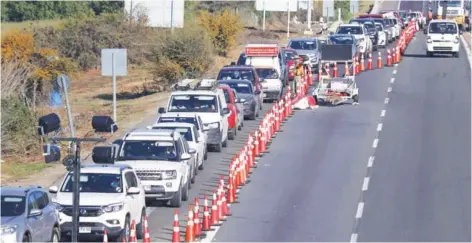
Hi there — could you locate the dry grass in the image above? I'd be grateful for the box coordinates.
[1,19,65,37]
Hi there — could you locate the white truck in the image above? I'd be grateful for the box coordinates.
[158,79,231,152]
[426,19,461,57]
[244,44,284,102]
[49,163,147,242]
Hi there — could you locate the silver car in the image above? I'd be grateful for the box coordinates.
[1,186,60,242]
[287,37,321,73]
[217,79,261,120]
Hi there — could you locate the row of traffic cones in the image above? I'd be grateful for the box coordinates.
[171,76,299,243]
[103,217,151,243]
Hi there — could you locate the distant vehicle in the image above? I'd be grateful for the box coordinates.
[218,84,243,139]
[287,37,321,73]
[349,19,379,51]
[374,22,388,48]
[217,65,264,108]
[279,47,298,82]
[1,186,60,243]
[425,19,461,57]
[50,164,147,241]
[218,79,261,120]
[358,14,395,43]
[335,23,373,57]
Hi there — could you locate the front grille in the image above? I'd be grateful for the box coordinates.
[433,46,453,51]
[136,169,163,181]
[63,207,103,217]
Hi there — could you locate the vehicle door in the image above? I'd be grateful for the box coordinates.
[196,116,208,144]
[179,137,193,176]
[26,192,44,241]
[34,191,56,241]
[232,89,244,124]
[124,171,141,219]
[192,126,204,163]
[218,94,229,137]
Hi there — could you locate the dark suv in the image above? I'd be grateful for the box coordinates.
[217,65,263,109]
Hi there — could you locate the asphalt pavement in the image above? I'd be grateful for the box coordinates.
[211,1,471,242]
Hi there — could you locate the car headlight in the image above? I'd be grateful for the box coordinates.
[163,170,177,180]
[1,225,19,234]
[204,122,219,130]
[102,202,124,213]
[53,202,65,212]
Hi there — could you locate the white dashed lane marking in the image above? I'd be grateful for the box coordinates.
[361,177,370,191]
[367,156,375,168]
[377,123,383,132]
[355,202,365,219]
[390,78,395,83]
[387,87,392,93]
[380,109,386,117]
[384,98,389,104]
[372,139,379,148]
[350,233,358,243]
[392,70,397,75]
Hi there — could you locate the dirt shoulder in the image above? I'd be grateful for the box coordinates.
[462,32,471,52]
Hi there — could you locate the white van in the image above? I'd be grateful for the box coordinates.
[426,19,461,57]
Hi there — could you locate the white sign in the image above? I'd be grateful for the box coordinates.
[298,0,314,10]
[255,0,298,12]
[101,49,128,77]
[124,0,184,28]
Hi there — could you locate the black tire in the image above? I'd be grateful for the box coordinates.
[222,137,228,148]
[50,227,60,242]
[203,147,208,160]
[117,216,130,242]
[426,51,433,57]
[198,157,204,170]
[259,100,263,110]
[136,208,145,239]
[182,181,189,201]
[256,110,260,118]
[248,113,256,120]
[170,185,182,207]
[454,52,459,58]
[191,166,196,184]
[353,95,359,103]
[23,233,31,243]
[213,142,222,152]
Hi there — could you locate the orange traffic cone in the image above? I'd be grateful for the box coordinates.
[392,48,396,64]
[356,56,361,74]
[193,198,203,238]
[227,173,236,203]
[333,62,338,77]
[172,210,181,243]
[185,206,195,242]
[386,49,392,66]
[103,230,108,243]
[143,216,151,243]
[344,61,350,76]
[211,190,220,226]
[202,196,212,231]
[377,51,383,69]
[360,54,365,72]
[367,52,373,70]
[129,220,137,243]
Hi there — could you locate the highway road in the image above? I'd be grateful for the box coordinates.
[210,0,471,242]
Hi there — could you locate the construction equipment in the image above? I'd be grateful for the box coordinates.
[313,44,359,106]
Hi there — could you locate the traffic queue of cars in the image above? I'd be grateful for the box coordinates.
[0,10,429,243]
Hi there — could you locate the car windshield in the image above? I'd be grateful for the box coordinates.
[169,95,218,113]
[288,40,317,50]
[158,117,199,130]
[219,82,252,94]
[256,68,279,79]
[1,196,25,217]
[399,11,407,18]
[60,173,123,193]
[217,70,254,82]
[351,20,375,30]
[429,22,458,34]
[117,140,179,162]
[442,0,461,7]
[221,88,231,104]
[337,26,363,35]
[392,19,398,24]
[329,36,354,44]
[153,127,193,142]
[375,23,384,31]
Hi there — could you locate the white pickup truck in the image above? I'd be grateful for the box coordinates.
[245,44,284,102]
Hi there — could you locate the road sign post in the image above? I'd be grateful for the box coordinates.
[57,74,75,138]
[101,49,128,124]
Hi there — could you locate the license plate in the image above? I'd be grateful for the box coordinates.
[79,227,91,233]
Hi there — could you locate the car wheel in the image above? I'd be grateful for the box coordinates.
[353,94,359,103]
[454,52,459,58]
[199,156,205,170]
[191,165,196,184]
[136,208,145,239]
[259,101,263,110]
[222,136,228,148]
[203,147,208,160]
[50,227,60,243]
[22,233,31,243]
[170,185,182,207]
[256,110,260,118]
[182,181,190,201]
[233,126,237,136]
[426,51,433,57]
[118,216,130,242]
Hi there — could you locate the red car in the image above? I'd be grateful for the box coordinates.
[218,84,242,140]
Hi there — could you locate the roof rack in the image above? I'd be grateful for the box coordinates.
[171,79,198,91]
[194,79,218,91]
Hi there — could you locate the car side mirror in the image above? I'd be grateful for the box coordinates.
[188,148,197,154]
[158,107,166,114]
[127,187,140,195]
[48,186,58,193]
[181,153,191,160]
[254,90,261,95]
[222,108,230,115]
[92,146,115,164]
[29,209,43,218]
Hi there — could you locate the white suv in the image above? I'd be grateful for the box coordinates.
[158,79,231,152]
[149,122,206,177]
[156,113,208,160]
[426,20,461,57]
[336,24,372,57]
[114,129,196,207]
[49,164,146,242]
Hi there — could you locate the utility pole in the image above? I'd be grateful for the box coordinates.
[263,0,266,32]
[171,0,175,34]
[307,0,312,31]
[287,0,291,38]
